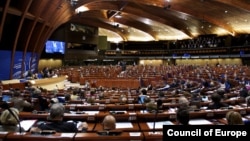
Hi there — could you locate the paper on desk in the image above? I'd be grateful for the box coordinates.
[85,111,99,115]
[189,119,213,125]
[116,122,133,128]
[245,115,250,119]
[168,108,176,113]
[61,133,75,137]
[130,132,141,136]
[147,121,174,129]
[19,120,37,131]
[242,103,247,107]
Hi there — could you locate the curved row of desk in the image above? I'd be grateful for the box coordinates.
[10,105,250,141]
[0,131,162,141]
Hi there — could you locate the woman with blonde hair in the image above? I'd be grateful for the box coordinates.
[226,111,244,125]
[0,107,25,131]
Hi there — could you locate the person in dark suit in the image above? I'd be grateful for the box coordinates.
[176,107,190,125]
[10,90,33,112]
[30,103,88,133]
[207,93,229,109]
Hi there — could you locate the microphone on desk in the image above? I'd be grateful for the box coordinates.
[153,99,163,133]
[0,102,22,134]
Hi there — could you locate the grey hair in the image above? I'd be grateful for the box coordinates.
[49,103,65,120]
[178,96,189,108]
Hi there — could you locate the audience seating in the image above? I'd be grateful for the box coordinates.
[1,64,250,141]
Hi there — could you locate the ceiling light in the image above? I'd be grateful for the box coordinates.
[75,6,89,13]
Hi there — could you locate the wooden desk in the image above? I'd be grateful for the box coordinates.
[136,110,171,121]
[0,131,9,141]
[28,76,66,91]
[106,104,130,111]
[143,131,163,141]
[94,122,140,132]
[74,132,143,141]
[5,132,74,141]
[65,104,106,111]
[139,121,175,131]
[1,79,27,90]
[96,111,137,122]
[19,111,105,122]
[134,104,146,110]
[19,112,48,120]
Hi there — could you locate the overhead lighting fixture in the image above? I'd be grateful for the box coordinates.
[75,6,89,13]
[69,0,78,7]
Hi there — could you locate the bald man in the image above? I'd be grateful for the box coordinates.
[102,115,116,130]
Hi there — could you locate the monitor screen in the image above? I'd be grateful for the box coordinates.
[45,40,65,54]
[2,95,11,102]
[57,96,65,103]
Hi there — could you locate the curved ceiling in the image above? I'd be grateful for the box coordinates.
[69,0,250,43]
[1,0,250,47]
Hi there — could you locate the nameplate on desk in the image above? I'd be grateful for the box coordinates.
[97,130,122,136]
[148,131,163,135]
[128,113,137,121]
[128,104,134,109]
[110,111,126,114]
[87,116,95,121]
[206,112,214,117]
[70,111,85,114]
[70,106,76,110]
[169,114,176,119]
[99,104,105,110]
[31,130,56,135]
[128,98,134,103]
